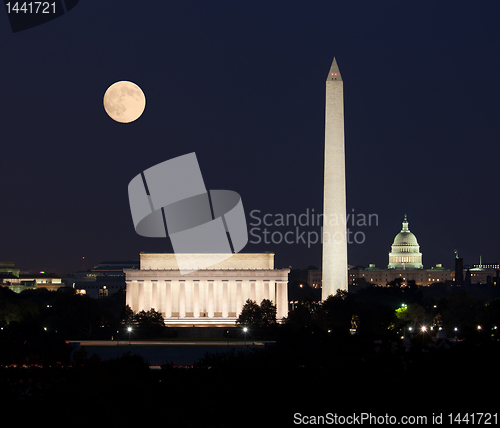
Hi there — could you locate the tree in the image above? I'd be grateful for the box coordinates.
[133,308,166,338]
[236,299,262,328]
[478,299,500,339]
[395,303,429,329]
[314,289,355,335]
[438,291,479,334]
[49,290,108,338]
[284,304,312,330]
[122,304,134,327]
[0,287,39,326]
[135,308,165,330]
[259,299,277,328]
[236,299,277,329]
[0,321,72,365]
[388,277,404,288]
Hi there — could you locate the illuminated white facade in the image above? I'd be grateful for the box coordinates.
[388,214,423,269]
[349,264,452,287]
[322,57,348,300]
[125,253,289,326]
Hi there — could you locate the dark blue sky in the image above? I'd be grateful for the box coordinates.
[1,0,499,274]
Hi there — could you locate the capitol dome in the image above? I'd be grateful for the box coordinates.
[388,214,423,269]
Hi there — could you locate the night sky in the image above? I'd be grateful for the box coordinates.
[1,1,499,274]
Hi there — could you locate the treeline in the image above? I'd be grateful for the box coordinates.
[237,283,500,340]
[0,286,128,366]
[284,284,500,342]
[0,286,127,339]
[234,284,500,344]
[1,283,500,423]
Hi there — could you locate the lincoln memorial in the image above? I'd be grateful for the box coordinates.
[125,253,290,326]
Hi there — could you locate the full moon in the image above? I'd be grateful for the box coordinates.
[103,81,146,123]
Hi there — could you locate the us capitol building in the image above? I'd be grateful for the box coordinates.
[310,215,453,289]
[387,214,423,270]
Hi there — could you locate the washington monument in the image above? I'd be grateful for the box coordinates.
[322,57,348,300]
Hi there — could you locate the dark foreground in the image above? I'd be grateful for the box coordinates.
[1,332,498,428]
[1,284,499,426]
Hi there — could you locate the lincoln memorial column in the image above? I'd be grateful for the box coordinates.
[151,280,158,312]
[126,282,133,310]
[165,281,172,318]
[193,280,200,318]
[207,280,214,318]
[213,280,220,316]
[185,280,192,317]
[263,280,271,301]
[236,280,243,316]
[144,281,152,311]
[179,280,186,318]
[159,280,167,318]
[227,280,236,316]
[255,280,263,304]
[137,281,144,312]
[249,280,256,302]
[199,280,206,317]
[276,281,288,319]
[132,282,140,313]
[222,280,229,318]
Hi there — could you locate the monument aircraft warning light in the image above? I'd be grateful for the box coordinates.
[322,57,348,300]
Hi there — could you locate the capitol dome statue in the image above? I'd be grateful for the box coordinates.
[388,214,423,269]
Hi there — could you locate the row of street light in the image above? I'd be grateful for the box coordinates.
[402,324,497,340]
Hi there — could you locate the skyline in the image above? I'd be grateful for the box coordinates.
[1,1,499,274]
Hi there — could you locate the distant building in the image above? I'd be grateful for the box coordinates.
[0,261,65,293]
[348,263,452,288]
[467,264,500,286]
[0,261,20,278]
[2,272,65,293]
[307,269,322,289]
[473,261,499,269]
[67,260,139,298]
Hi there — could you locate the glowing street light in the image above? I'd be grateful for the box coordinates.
[127,326,132,345]
[421,326,427,332]
[243,327,248,346]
